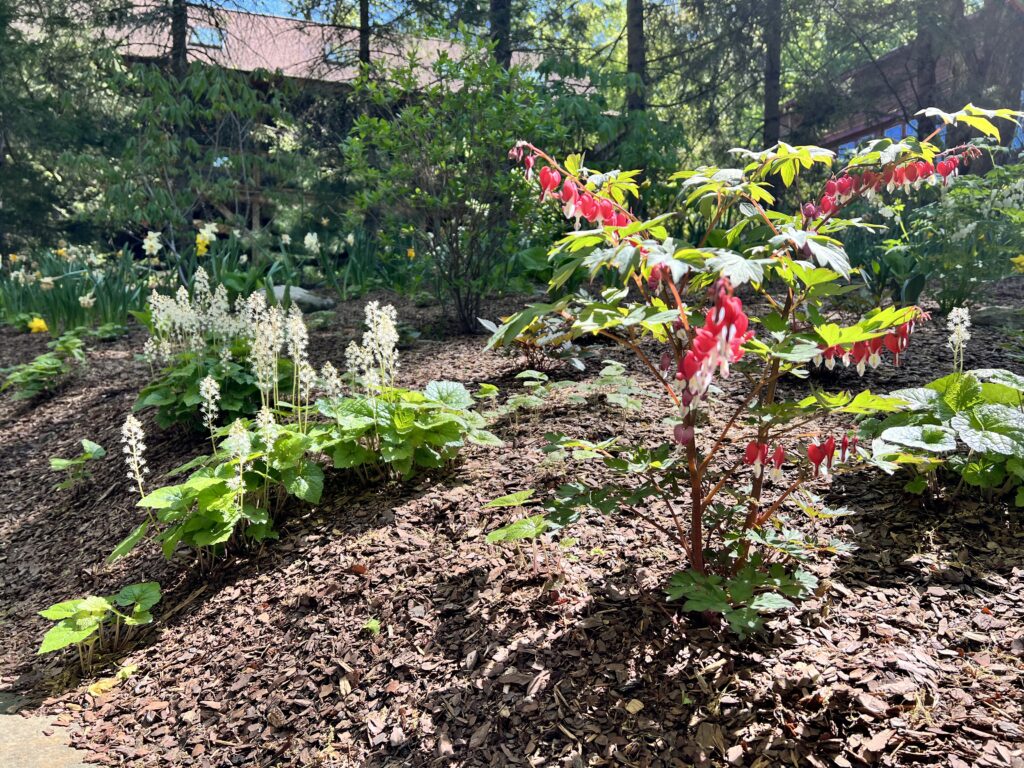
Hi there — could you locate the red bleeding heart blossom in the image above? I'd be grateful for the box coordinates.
[812,344,844,370]
[883,323,911,365]
[769,444,786,483]
[744,440,770,475]
[823,435,836,471]
[561,179,580,220]
[674,423,694,446]
[648,263,670,291]
[539,166,561,200]
[814,315,926,376]
[851,340,870,375]
[579,193,598,222]
[675,279,754,414]
[807,441,828,478]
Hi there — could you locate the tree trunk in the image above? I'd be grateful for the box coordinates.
[489,0,512,69]
[359,0,370,65]
[170,0,188,79]
[626,0,646,112]
[913,1,942,138]
[975,0,1024,154]
[762,0,782,147]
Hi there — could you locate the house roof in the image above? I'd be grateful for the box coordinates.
[113,3,537,85]
[782,3,1024,147]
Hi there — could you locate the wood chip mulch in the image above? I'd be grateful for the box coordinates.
[1,284,1022,767]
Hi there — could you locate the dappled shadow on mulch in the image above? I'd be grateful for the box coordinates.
[0,284,1021,767]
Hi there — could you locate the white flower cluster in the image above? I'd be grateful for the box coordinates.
[947,307,971,371]
[319,361,345,399]
[144,267,250,365]
[244,294,316,407]
[304,232,320,252]
[200,375,221,433]
[345,301,399,394]
[121,414,149,495]
[245,292,286,397]
[949,220,978,243]
[225,419,252,491]
[286,304,317,398]
[256,405,278,447]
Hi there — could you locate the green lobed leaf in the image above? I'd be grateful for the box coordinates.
[485,514,549,543]
[38,620,100,655]
[880,425,958,453]
[113,581,161,612]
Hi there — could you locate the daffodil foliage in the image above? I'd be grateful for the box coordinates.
[487,105,1023,635]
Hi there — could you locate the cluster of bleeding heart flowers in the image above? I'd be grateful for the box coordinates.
[745,434,859,482]
[805,434,858,478]
[802,155,965,224]
[509,144,632,229]
[814,313,926,376]
[660,278,755,419]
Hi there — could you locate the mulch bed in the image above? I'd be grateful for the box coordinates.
[0,282,1022,767]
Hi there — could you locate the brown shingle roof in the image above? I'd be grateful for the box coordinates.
[115,3,537,85]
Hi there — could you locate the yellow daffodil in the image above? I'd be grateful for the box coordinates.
[8,253,17,263]
[196,233,210,257]
[28,317,48,333]
[407,247,416,260]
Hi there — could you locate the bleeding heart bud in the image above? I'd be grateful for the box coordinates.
[673,423,693,446]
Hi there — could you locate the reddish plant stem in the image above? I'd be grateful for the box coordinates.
[755,474,806,527]
[700,458,743,509]
[687,442,704,573]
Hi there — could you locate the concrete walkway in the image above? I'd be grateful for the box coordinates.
[0,693,91,768]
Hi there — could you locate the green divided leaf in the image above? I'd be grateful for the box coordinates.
[484,489,535,508]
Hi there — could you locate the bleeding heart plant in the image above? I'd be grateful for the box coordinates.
[486,105,1023,636]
